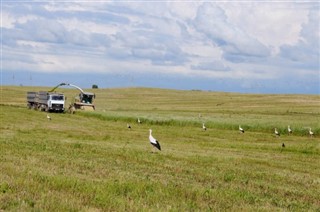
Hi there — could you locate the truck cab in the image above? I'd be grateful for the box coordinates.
[48,93,65,112]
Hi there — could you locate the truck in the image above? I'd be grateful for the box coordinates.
[27,91,65,112]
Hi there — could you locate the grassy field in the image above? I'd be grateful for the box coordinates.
[1,86,320,211]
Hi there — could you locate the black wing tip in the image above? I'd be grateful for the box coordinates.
[151,141,161,151]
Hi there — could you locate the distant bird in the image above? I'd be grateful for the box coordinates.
[239,125,245,133]
[202,123,207,131]
[287,125,292,135]
[46,113,51,120]
[149,129,161,151]
[282,143,285,148]
[198,113,202,118]
[274,128,280,136]
[137,118,142,124]
[309,128,314,137]
[127,123,131,130]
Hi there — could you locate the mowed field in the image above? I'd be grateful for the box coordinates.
[1,86,320,211]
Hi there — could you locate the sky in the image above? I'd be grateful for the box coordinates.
[1,1,319,94]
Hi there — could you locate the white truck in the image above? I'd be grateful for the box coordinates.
[27,91,65,112]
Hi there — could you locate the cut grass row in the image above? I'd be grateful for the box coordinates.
[78,111,319,137]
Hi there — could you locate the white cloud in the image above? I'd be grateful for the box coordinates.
[223,2,309,53]
[2,11,16,28]
[44,2,89,12]
[1,1,319,93]
[169,2,200,20]
[193,3,271,61]
[2,10,38,29]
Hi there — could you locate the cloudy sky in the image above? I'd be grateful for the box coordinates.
[1,1,319,94]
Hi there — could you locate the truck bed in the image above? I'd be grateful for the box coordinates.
[27,92,38,103]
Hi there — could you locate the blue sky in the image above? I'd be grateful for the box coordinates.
[1,1,319,94]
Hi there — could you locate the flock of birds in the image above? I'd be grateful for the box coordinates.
[205,123,314,138]
[46,113,315,152]
[130,119,315,151]
[273,125,314,137]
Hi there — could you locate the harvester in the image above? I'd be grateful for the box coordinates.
[49,83,96,112]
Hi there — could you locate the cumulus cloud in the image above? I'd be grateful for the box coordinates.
[193,3,271,62]
[279,8,319,69]
[1,1,319,93]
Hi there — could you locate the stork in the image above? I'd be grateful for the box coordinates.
[149,129,161,151]
[127,123,131,130]
[239,125,244,133]
[287,125,292,135]
[309,128,314,137]
[202,123,207,131]
[137,118,142,124]
[46,113,51,121]
[274,128,280,137]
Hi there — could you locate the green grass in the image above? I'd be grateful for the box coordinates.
[0,86,320,211]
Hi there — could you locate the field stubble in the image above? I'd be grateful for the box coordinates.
[0,86,319,211]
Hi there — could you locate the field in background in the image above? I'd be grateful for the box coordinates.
[1,86,320,211]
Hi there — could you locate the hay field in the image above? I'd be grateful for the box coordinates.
[1,86,319,211]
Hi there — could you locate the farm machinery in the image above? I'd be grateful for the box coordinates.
[27,83,95,113]
[49,83,96,112]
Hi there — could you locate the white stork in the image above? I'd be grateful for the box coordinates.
[287,125,292,134]
[127,123,131,130]
[274,128,280,137]
[202,123,207,131]
[239,125,244,133]
[137,118,142,124]
[309,128,314,137]
[149,129,161,151]
[46,113,51,121]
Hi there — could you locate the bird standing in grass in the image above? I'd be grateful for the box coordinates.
[127,123,131,130]
[309,128,314,137]
[274,128,280,137]
[282,143,285,148]
[149,129,161,151]
[137,118,142,124]
[46,113,51,121]
[288,125,292,135]
[239,125,244,133]
[202,123,207,131]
